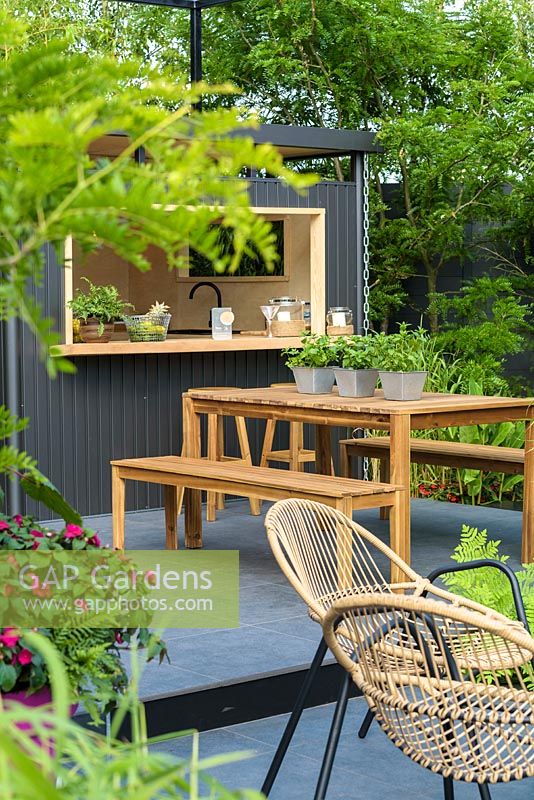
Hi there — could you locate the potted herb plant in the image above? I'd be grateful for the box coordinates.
[332,336,378,397]
[283,333,338,394]
[68,278,132,343]
[370,323,428,401]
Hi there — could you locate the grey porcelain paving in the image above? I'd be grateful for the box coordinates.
[49,500,530,798]
[152,698,534,799]
[47,498,523,696]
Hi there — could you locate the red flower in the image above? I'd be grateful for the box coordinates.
[16,649,33,666]
[447,494,459,503]
[0,520,11,531]
[89,533,101,547]
[64,523,84,539]
[115,631,123,644]
[13,515,24,527]
[0,628,20,647]
[30,529,44,538]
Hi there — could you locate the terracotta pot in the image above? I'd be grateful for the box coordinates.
[78,319,114,343]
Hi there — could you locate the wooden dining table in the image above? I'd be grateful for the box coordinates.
[182,387,534,567]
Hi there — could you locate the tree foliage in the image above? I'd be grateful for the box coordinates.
[0,10,312,376]
[6,2,532,335]
[0,9,313,510]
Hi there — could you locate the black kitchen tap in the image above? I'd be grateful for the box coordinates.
[188,282,222,328]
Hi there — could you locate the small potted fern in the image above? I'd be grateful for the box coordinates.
[68,278,132,343]
[283,333,338,394]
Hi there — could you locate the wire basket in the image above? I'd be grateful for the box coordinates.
[124,314,171,342]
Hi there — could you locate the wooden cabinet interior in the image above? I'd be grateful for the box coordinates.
[63,207,325,345]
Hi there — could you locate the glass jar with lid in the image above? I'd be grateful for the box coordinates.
[326,307,353,327]
[268,297,304,322]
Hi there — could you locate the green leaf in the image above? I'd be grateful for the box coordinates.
[20,474,82,525]
[0,662,17,691]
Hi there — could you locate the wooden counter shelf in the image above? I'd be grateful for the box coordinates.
[53,335,303,357]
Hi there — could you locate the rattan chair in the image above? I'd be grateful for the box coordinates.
[262,498,531,800]
[323,592,534,800]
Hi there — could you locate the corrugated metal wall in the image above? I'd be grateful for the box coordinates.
[12,176,363,517]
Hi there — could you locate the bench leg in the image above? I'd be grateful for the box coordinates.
[339,443,350,478]
[112,466,126,549]
[164,485,179,549]
[379,457,391,520]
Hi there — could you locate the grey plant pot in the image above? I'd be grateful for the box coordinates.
[333,368,378,398]
[379,371,428,401]
[292,367,335,394]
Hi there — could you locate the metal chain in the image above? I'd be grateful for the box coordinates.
[362,153,371,336]
[362,153,371,479]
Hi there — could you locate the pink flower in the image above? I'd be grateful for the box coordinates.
[13,515,24,527]
[89,533,101,547]
[16,649,32,666]
[0,628,20,648]
[30,529,44,538]
[0,520,11,531]
[115,631,123,644]
[64,523,84,539]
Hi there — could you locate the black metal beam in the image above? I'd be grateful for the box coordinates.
[113,660,360,740]
[116,0,239,6]
[115,0,195,9]
[190,3,203,110]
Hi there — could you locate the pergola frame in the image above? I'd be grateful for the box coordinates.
[115,0,242,107]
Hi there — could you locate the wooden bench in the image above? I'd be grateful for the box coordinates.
[339,436,525,479]
[111,456,404,552]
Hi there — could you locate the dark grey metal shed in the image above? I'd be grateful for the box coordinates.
[3,125,378,517]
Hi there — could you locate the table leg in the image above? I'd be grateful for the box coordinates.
[388,414,411,582]
[183,394,203,548]
[522,416,534,564]
[111,466,125,549]
[207,413,218,522]
[316,425,333,475]
[164,485,179,549]
[235,416,262,516]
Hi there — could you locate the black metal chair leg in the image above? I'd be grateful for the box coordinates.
[357,707,375,738]
[443,777,454,800]
[313,671,352,800]
[478,784,492,800]
[261,637,328,796]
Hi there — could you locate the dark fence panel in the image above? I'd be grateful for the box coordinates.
[16,178,363,517]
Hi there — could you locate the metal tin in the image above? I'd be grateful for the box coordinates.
[379,371,427,401]
[292,367,335,394]
[334,368,378,398]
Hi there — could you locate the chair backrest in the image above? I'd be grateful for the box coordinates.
[323,592,534,782]
[265,498,420,620]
